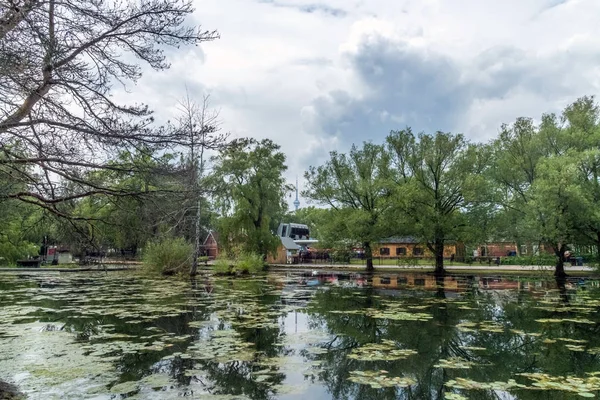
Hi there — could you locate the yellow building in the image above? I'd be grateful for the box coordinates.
[375,237,465,260]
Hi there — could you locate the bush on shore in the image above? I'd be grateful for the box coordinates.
[213,252,264,275]
[142,236,192,276]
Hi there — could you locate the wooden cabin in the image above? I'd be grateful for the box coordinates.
[201,231,220,259]
[266,237,301,264]
[375,237,465,260]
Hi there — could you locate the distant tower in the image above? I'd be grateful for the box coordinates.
[293,176,300,211]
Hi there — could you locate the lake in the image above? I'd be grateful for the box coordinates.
[1,271,599,399]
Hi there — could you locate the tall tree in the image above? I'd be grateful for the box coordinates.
[387,129,477,274]
[0,0,218,217]
[303,142,392,271]
[209,138,291,259]
[490,97,600,277]
[175,92,228,276]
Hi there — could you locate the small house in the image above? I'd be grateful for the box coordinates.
[202,231,219,259]
[267,236,301,264]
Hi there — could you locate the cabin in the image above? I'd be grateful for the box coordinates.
[267,236,301,264]
[201,231,219,259]
[375,237,465,260]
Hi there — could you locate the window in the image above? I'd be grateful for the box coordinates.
[397,277,408,285]
[413,247,423,256]
[414,278,425,286]
[380,277,391,284]
[380,247,390,256]
[520,245,527,255]
[396,247,407,256]
[281,225,287,237]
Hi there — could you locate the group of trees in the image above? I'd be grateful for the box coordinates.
[2,3,599,279]
[302,96,600,277]
[0,0,292,273]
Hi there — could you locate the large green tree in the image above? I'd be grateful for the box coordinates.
[303,142,392,271]
[0,0,218,217]
[209,138,291,259]
[491,97,600,277]
[386,130,478,274]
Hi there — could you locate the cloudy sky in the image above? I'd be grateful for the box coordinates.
[130,0,600,208]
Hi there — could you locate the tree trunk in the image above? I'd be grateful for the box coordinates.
[554,244,567,278]
[434,238,445,275]
[596,232,600,261]
[364,242,374,272]
[190,194,202,277]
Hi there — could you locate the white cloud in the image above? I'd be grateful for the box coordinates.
[114,0,600,209]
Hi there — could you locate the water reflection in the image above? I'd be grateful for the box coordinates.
[0,272,599,399]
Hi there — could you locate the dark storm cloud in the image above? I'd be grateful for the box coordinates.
[308,36,473,144]
[307,33,600,146]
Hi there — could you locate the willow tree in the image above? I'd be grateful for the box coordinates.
[208,139,291,259]
[303,142,392,272]
[0,0,218,217]
[387,129,477,275]
[490,97,600,278]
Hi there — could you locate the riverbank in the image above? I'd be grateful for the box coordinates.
[267,263,598,276]
[0,265,141,273]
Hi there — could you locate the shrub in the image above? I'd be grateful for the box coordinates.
[213,252,264,275]
[500,255,556,266]
[0,239,38,266]
[142,236,192,275]
[214,256,235,275]
[236,252,264,274]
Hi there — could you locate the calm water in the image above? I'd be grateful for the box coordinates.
[1,271,600,399]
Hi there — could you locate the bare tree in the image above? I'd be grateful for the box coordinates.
[0,0,219,216]
[175,91,228,276]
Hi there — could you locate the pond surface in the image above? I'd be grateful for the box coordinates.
[1,271,600,399]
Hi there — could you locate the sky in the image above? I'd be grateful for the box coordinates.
[124,0,600,209]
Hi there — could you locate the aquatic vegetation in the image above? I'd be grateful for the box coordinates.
[347,340,418,361]
[347,370,416,388]
[518,372,600,397]
[1,272,600,399]
[434,357,478,369]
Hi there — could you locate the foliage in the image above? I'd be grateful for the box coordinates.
[499,255,558,266]
[236,253,265,274]
[491,96,600,276]
[212,252,264,275]
[0,0,218,218]
[213,256,235,275]
[142,236,192,275]
[209,138,291,259]
[303,142,393,271]
[386,130,478,273]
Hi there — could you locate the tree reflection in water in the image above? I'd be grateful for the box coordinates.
[1,272,600,399]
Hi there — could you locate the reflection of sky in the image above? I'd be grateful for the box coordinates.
[278,312,331,400]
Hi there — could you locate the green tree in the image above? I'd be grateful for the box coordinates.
[303,142,392,271]
[0,0,218,217]
[386,130,477,274]
[209,138,291,259]
[490,97,600,277]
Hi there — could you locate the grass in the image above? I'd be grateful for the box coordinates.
[348,259,491,267]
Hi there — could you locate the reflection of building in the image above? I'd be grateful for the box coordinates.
[375,237,465,260]
[372,274,464,291]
